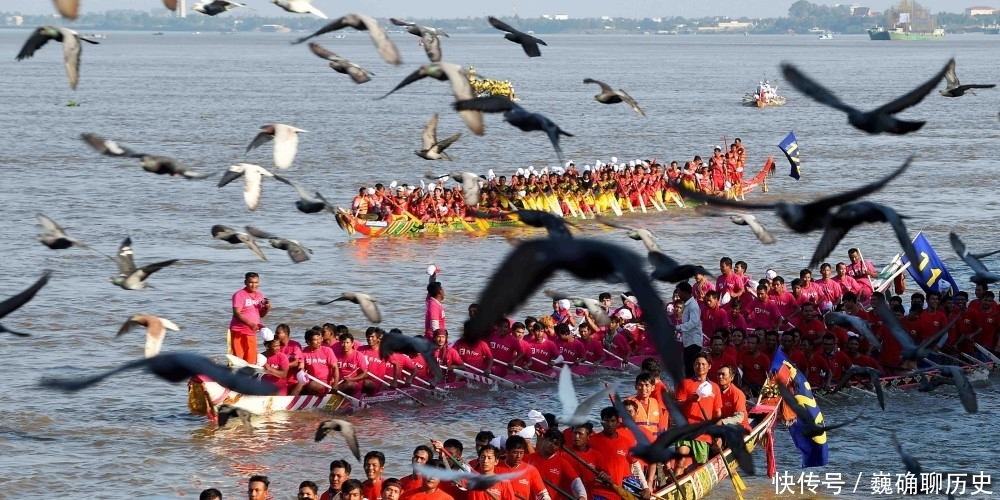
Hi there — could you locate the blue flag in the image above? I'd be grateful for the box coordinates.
[777,132,801,180]
[770,348,829,468]
[902,232,961,296]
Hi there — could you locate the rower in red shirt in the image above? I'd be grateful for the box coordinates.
[819,333,853,383]
[738,334,770,396]
[399,458,455,500]
[844,336,883,373]
[525,430,587,500]
[672,353,722,478]
[706,336,737,381]
[496,436,548,500]
[589,406,644,500]
[789,302,827,345]
[779,330,808,370]
[799,337,833,389]
[716,365,751,432]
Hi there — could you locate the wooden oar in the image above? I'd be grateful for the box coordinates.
[493,359,555,382]
[367,372,426,406]
[531,356,582,379]
[698,407,746,500]
[560,445,640,500]
[398,369,449,395]
[603,349,640,369]
[541,477,577,500]
[305,373,370,410]
[460,364,524,389]
[974,342,1000,365]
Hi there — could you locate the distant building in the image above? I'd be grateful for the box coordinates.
[554,14,569,20]
[601,16,614,21]
[6,15,23,26]
[698,20,753,32]
[851,6,872,16]
[966,6,997,15]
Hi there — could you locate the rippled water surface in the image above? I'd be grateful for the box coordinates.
[0,28,999,499]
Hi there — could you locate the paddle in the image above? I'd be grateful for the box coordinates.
[367,372,426,406]
[974,342,1000,365]
[459,363,524,389]
[541,477,577,500]
[698,406,746,500]
[494,359,555,382]
[603,349,640,369]
[531,356,581,379]
[560,445,640,500]
[226,354,370,409]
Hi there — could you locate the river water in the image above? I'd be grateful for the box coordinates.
[0,27,998,499]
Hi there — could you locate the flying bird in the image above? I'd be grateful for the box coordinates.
[390,18,448,62]
[246,124,306,169]
[557,364,617,426]
[216,404,254,431]
[211,225,267,261]
[583,78,645,116]
[16,26,99,90]
[544,290,611,327]
[81,134,212,179]
[514,209,577,239]
[487,16,547,57]
[777,383,862,438]
[874,301,958,363]
[293,14,400,66]
[111,237,178,291]
[218,163,285,211]
[308,43,374,84]
[597,217,711,283]
[317,292,381,323]
[245,226,312,263]
[38,352,279,395]
[271,0,326,18]
[0,272,52,337]
[781,59,952,134]
[426,171,481,206]
[677,157,912,234]
[453,96,573,163]
[413,464,525,491]
[315,419,361,462]
[729,213,776,244]
[464,239,685,386]
[932,365,978,413]
[193,0,250,16]
[116,314,179,358]
[939,59,995,97]
[890,431,922,476]
[377,330,444,383]
[54,0,177,19]
[379,62,483,135]
[950,232,1000,285]
[830,365,885,411]
[823,312,881,351]
[416,113,461,160]
[37,214,104,255]
[810,201,919,270]
[273,176,336,214]
[612,388,724,464]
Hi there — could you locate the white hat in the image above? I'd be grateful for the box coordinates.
[389,180,398,188]
[611,156,618,163]
[397,186,405,193]
[428,182,436,190]
[260,327,275,342]
[584,165,591,172]
[426,265,439,276]
[629,160,636,167]
[366,187,375,195]
[696,381,714,398]
[517,426,536,439]
[518,190,527,197]
[516,168,525,175]
[487,169,496,180]
[765,269,778,280]
[617,309,633,320]
[557,299,571,310]
[527,409,546,425]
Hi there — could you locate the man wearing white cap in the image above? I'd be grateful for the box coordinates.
[260,328,290,395]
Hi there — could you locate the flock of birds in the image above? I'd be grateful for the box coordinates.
[0,0,995,489]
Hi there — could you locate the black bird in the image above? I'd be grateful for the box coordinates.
[315,419,361,462]
[932,365,978,414]
[777,383,862,438]
[379,63,483,136]
[583,78,645,116]
[939,59,995,97]
[390,18,448,62]
[702,425,754,474]
[487,16,547,57]
[0,272,52,337]
[677,156,911,234]
[216,404,253,431]
[378,331,444,383]
[16,26,98,90]
[292,13,401,66]
[274,176,336,214]
[823,312,881,351]
[612,389,722,463]
[781,59,951,134]
[245,226,312,263]
[111,237,178,291]
[81,133,212,179]
[211,225,267,261]
[829,365,885,411]
[307,43,374,84]
[37,214,105,256]
[809,201,919,270]
[193,0,250,16]
[453,96,573,163]
[950,232,1000,285]
[464,239,686,387]
[597,216,712,283]
[38,352,279,395]
[874,301,958,362]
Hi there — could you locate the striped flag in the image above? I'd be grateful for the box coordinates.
[771,348,828,468]
[778,132,801,180]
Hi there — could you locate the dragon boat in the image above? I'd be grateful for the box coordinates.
[742,80,787,108]
[335,157,776,238]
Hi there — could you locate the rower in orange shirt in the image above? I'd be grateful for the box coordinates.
[589,406,649,500]
[716,365,751,432]
[496,436,548,500]
[467,445,516,500]
[525,429,587,500]
[401,445,434,493]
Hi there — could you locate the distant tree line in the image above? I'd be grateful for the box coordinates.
[1,5,996,34]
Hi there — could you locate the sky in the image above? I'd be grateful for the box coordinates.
[0,0,975,20]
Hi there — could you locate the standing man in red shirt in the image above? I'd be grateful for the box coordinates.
[229,272,271,363]
[425,269,447,340]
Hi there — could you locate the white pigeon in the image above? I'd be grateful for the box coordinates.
[426,171,481,206]
[116,314,179,358]
[557,364,618,426]
[246,124,306,169]
[270,0,326,19]
[218,163,285,211]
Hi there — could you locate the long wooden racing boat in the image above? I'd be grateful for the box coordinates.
[336,157,776,238]
[651,393,781,500]
[821,358,997,393]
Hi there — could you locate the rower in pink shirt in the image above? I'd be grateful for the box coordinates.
[768,276,799,319]
[553,324,587,365]
[526,323,561,373]
[336,332,375,395]
[693,272,716,307]
[797,269,824,306]
[846,248,877,300]
[488,318,525,377]
[454,335,494,375]
[715,257,746,304]
[814,263,844,306]
[747,284,782,331]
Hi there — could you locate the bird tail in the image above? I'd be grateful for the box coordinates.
[890,120,925,135]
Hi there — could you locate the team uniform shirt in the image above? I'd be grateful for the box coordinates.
[363,478,385,500]
[814,278,844,306]
[846,260,876,296]
[425,296,446,339]
[746,296,782,331]
[768,290,798,319]
[262,351,290,394]
[582,338,606,363]
[466,481,515,500]
[707,351,737,381]
[229,288,265,337]
[801,353,832,388]
[738,350,771,388]
[338,349,370,381]
[401,488,454,500]
[920,308,949,342]
[526,337,561,372]
[790,317,827,344]
[715,273,745,302]
[674,378,723,443]
[847,352,883,372]
[589,431,637,500]
[693,279,716,306]
[783,348,808,373]
[832,274,864,296]
[300,345,339,385]
[798,282,824,306]
[488,334,524,377]
[496,461,547,500]
[453,338,493,373]
[821,350,853,382]
[388,352,416,384]
[565,446,600,491]
[435,346,465,378]
[555,336,587,364]
[399,475,424,494]
[719,385,751,431]
[358,345,389,388]
[700,306,730,340]
[280,340,304,385]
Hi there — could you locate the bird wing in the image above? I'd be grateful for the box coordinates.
[421,113,439,149]
[129,260,179,289]
[453,95,518,113]
[460,172,480,204]
[170,353,278,395]
[239,164,266,210]
[0,271,52,320]
[390,18,414,27]
[284,241,312,263]
[116,237,137,275]
[37,213,68,238]
[240,234,267,261]
[916,313,960,351]
[873,301,917,351]
[345,63,372,84]
[211,224,239,242]
[245,225,278,239]
[874,58,953,115]
[60,28,83,90]
[557,364,579,417]
[809,223,853,269]
[356,294,382,323]
[805,156,912,212]
[781,63,856,113]
[271,124,300,169]
[431,131,460,153]
[488,16,520,35]
[872,204,921,276]
[81,133,136,157]
[610,390,652,447]
[293,16,349,44]
[16,27,57,60]
[358,13,400,65]
[422,31,442,62]
[943,59,960,90]
[54,0,80,19]
[437,63,476,101]
[308,41,338,61]
[950,232,997,279]
[777,382,821,429]
[316,419,361,461]
[737,214,775,244]
[377,65,431,99]
[245,129,273,154]
[38,358,148,391]
[941,366,978,413]
[583,78,614,94]
[616,89,646,116]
